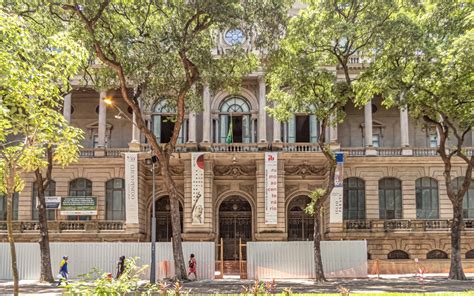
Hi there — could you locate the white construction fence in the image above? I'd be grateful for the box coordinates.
[247,241,367,279]
[0,242,214,280]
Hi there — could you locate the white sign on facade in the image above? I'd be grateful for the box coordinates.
[264,152,278,224]
[125,153,139,224]
[36,196,61,209]
[191,152,206,225]
[330,152,344,223]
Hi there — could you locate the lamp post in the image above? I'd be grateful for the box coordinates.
[150,155,158,284]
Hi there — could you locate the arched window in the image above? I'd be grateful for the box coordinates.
[343,177,366,220]
[69,178,93,221]
[32,181,56,220]
[388,250,409,259]
[466,250,474,259]
[287,196,314,241]
[427,250,448,259]
[416,177,439,219]
[152,100,187,144]
[379,178,402,219]
[154,196,183,242]
[217,96,253,143]
[0,193,19,221]
[106,179,125,220]
[452,177,474,218]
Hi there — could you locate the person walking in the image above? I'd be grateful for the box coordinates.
[57,256,69,286]
[116,255,126,279]
[187,253,197,280]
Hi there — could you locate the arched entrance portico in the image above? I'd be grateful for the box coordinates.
[152,196,183,242]
[218,196,252,260]
[287,195,314,241]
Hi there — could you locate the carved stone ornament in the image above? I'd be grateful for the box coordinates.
[156,165,184,176]
[285,164,325,178]
[285,185,299,195]
[239,184,255,195]
[216,184,230,195]
[214,165,255,176]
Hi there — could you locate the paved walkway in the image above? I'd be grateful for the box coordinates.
[0,275,473,295]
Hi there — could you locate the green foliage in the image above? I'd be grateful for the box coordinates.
[53,0,293,112]
[0,9,85,191]
[304,188,326,216]
[354,1,474,129]
[65,258,190,296]
[241,279,277,296]
[65,257,147,295]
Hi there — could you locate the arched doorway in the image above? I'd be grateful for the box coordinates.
[219,196,252,260]
[287,196,314,241]
[153,196,183,242]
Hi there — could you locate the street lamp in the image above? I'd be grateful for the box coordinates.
[106,96,157,282]
[150,155,158,284]
[103,96,134,123]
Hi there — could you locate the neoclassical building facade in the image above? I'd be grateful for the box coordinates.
[1,21,474,274]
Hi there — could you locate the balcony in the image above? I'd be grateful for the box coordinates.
[77,145,474,157]
[344,219,474,232]
[208,143,261,152]
[0,221,125,233]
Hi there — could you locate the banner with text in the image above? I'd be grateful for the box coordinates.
[330,152,344,223]
[60,196,97,216]
[125,153,139,224]
[265,152,278,224]
[191,152,206,225]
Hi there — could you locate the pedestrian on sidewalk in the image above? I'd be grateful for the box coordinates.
[116,255,126,279]
[57,255,69,286]
[188,253,197,280]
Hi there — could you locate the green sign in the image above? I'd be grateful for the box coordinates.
[60,196,97,216]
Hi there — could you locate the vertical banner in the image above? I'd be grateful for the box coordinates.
[265,152,278,224]
[191,152,206,225]
[125,153,139,224]
[330,152,344,223]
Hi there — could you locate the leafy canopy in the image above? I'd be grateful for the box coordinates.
[0,9,85,193]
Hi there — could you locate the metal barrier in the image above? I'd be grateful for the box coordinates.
[246,241,367,279]
[0,242,214,280]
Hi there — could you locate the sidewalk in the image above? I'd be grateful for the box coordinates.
[0,274,473,295]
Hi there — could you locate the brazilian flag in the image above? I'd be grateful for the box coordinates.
[226,119,233,144]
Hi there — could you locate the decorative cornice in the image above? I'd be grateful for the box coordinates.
[285,164,325,178]
[214,165,256,176]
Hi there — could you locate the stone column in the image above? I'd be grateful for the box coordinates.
[400,106,409,147]
[63,93,72,123]
[129,110,141,151]
[364,100,377,156]
[258,76,267,143]
[364,101,373,147]
[273,117,281,142]
[97,91,107,148]
[330,115,338,143]
[188,112,197,143]
[202,84,211,143]
[400,105,413,155]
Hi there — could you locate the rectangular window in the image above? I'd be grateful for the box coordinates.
[372,134,380,147]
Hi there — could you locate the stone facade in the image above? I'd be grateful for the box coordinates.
[1,75,474,274]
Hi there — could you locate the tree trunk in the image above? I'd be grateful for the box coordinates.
[449,201,466,280]
[160,159,187,280]
[313,204,326,282]
[7,191,19,296]
[36,183,54,283]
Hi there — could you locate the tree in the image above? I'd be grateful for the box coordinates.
[355,2,474,280]
[51,0,291,280]
[0,10,85,292]
[267,0,396,281]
